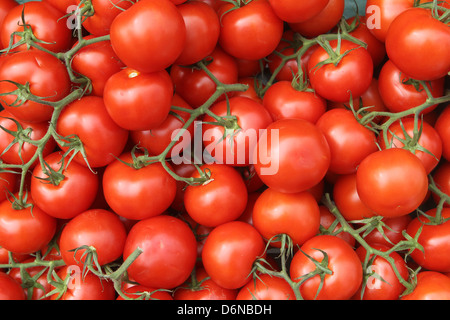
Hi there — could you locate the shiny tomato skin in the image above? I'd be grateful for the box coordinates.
[237,274,296,300]
[110,0,186,73]
[42,0,76,13]
[201,221,265,290]
[432,161,450,207]
[0,171,16,203]
[434,105,450,162]
[123,215,198,289]
[401,271,450,300]
[268,0,328,23]
[362,215,412,248]
[0,271,26,300]
[0,0,16,50]
[102,152,177,221]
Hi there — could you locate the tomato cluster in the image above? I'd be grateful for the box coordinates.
[0,0,449,301]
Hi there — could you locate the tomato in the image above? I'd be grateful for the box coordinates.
[173,267,238,300]
[0,110,56,167]
[202,96,273,167]
[319,206,356,247]
[168,162,197,213]
[432,161,450,207]
[42,0,76,13]
[50,266,116,300]
[262,80,327,124]
[122,215,198,289]
[239,164,265,193]
[183,163,248,227]
[407,208,450,273]
[102,152,177,221]
[364,0,414,43]
[234,77,263,103]
[353,244,409,300]
[174,1,220,66]
[290,235,362,300]
[0,1,72,53]
[362,215,412,248]
[130,93,195,157]
[252,188,320,247]
[201,221,265,289]
[316,108,378,175]
[0,247,29,266]
[333,173,375,221]
[217,0,283,61]
[0,0,16,50]
[78,0,133,36]
[0,197,56,254]
[379,117,442,174]
[289,0,345,38]
[236,273,295,300]
[0,271,26,300]
[110,0,186,73]
[170,46,238,108]
[71,36,125,97]
[0,50,71,123]
[268,0,328,23]
[56,96,129,168]
[117,285,173,300]
[377,60,444,114]
[385,7,450,81]
[236,59,260,78]
[401,271,450,300]
[434,105,450,162]
[356,148,429,218]
[0,171,16,203]
[253,118,330,194]
[103,67,174,131]
[307,39,373,103]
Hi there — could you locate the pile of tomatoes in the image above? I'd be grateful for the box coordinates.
[0,0,449,301]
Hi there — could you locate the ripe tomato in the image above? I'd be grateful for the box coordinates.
[102,152,177,221]
[0,1,72,53]
[401,271,450,300]
[184,163,248,227]
[0,197,56,254]
[262,80,327,124]
[362,215,412,248]
[253,118,330,194]
[316,108,379,175]
[268,0,328,23]
[236,273,295,300]
[123,215,198,289]
[0,171,16,203]
[42,0,76,13]
[385,7,450,81]
[307,39,373,103]
[0,50,71,123]
[356,148,429,218]
[290,235,363,300]
[175,1,220,65]
[103,67,174,131]
[434,105,450,162]
[117,285,173,300]
[56,96,129,168]
[202,96,273,167]
[0,271,26,300]
[319,206,356,247]
[110,0,186,73]
[234,77,263,103]
[432,161,450,207]
[217,0,283,61]
[252,188,320,247]
[168,162,197,213]
[0,0,16,50]
[201,221,265,290]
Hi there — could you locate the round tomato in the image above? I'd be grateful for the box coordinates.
[362,215,412,248]
[401,271,450,300]
[268,0,328,23]
[102,152,177,221]
[290,235,363,300]
[201,221,265,289]
[319,206,356,247]
[432,161,450,207]
[434,105,450,162]
[0,0,16,50]
[110,0,186,73]
[253,118,330,194]
[237,273,295,300]
[0,171,16,203]
[42,0,76,13]
[122,215,198,289]
[103,67,174,131]
[356,148,429,218]
[0,271,26,300]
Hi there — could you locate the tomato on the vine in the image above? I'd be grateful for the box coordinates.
[268,0,328,23]
[401,271,450,300]
[0,271,26,300]
[236,273,296,300]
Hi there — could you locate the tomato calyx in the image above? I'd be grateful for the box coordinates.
[415,0,450,21]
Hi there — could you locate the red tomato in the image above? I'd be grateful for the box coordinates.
[0,171,16,203]
[168,162,197,213]
[262,80,327,124]
[0,50,71,123]
[122,215,198,289]
[308,39,373,103]
[0,271,26,300]
[385,7,450,81]
[201,221,265,289]
[316,108,379,175]
[268,0,328,23]
[234,77,263,103]
[103,67,174,131]
[432,161,450,207]
[434,105,450,162]
[362,215,412,248]
[0,1,72,53]
[117,285,173,300]
[407,208,450,273]
[253,118,330,194]
[175,1,220,65]
[173,267,238,300]
[183,163,248,227]
[102,152,177,221]
[56,96,129,168]
[170,46,238,108]
[0,0,16,50]
[356,148,429,218]
[217,0,283,60]
[0,197,56,254]
[290,235,362,300]
[42,0,76,13]
[202,96,273,167]
[401,271,450,300]
[110,0,186,73]
[252,188,320,247]
[237,273,295,300]
[319,206,356,247]
[377,60,444,114]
